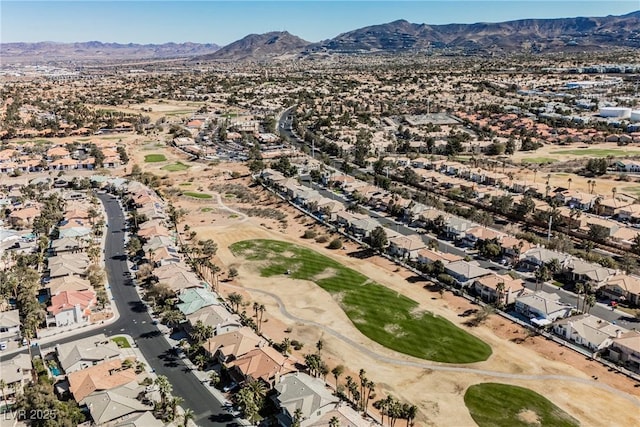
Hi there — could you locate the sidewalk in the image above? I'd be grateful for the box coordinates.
[1,196,121,358]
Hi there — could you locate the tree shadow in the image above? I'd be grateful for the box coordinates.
[406,275,427,284]
[346,248,374,259]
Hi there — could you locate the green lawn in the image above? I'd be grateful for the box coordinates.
[520,157,556,164]
[464,383,580,427]
[111,336,131,348]
[551,148,640,157]
[622,186,640,197]
[230,239,491,363]
[201,207,213,212]
[183,191,212,199]
[144,154,167,162]
[161,162,190,171]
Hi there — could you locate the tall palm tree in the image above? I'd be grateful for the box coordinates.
[567,177,572,190]
[170,396,184,421]
[316,339,324,356]
[585,294,596,314]
[258,304,266,331]
[331,365,344,390]
[495,282,506,307]
[0,379,6,410]
[575,283,584,312]
[182,408,195,427]
[154,375,172,409]
[328,416,340,427]
[292,408,304,427]
[406,405,418,427]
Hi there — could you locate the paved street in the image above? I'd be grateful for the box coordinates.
[1,194,237,427]
[279,110,639,331]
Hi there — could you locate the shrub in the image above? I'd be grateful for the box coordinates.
[437,273,456,287]
[291,340,304,351]
[328,238,343,249]
[303,230,317,239]
[316,235,329,243]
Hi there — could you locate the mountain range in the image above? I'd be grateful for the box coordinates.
[0,41,221,64]
[2,11,639,64]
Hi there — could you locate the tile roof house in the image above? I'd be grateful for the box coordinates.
[553,314,628,352]
[565,259,615,286]
[187,304,242,336]
[443,217,477,240]
[473,273,525,305]
[47,275,92,296]
[521,248,571,269]
[515,291,574,325]
[416,248,463,266]
[499,236,534,261]
[81,388,151,425]
[444,260,492,286]
[8,206,41,228]
[228,346,298,387]
[0,309,21,342]
[608,330,640,372]
[68,359,138,402]
[462,226,504,247]
[0,353,32,404]
[387,234,426,260]
[203,327,265,364]
[177,288,219,315]
[306,402,376,427]
[47,289,96,327]
[111,411,164,427]
[50,236,90,254]
[600,275,640,305]
[273,372,339,426]
[153,264,204,294]
[56,334,122,373]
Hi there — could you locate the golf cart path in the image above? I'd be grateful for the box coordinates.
[223,283,640,407]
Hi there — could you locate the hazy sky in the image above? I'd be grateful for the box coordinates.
[2,1,638,46]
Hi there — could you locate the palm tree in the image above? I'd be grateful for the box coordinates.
[567,177,572,190]
[495,282,506,307]
[612,186,617,200]
[344,376,355,401]
[0,379,6,410]
[245,379,267,404]
[316,339,324,356]
[328,416,340,427]
[182,408,195,427]
[252,302,259,319]
[406,404,418,427]
[154,375,172,409]
[575,283,584,312]
[358,369,367,407]
[170,396,184,421]
[585,294,597,314]
[257,304,266,331]
[331,365,344,390]
[292,408,304,427]
[208,371,220,387]
[228,292,243,313]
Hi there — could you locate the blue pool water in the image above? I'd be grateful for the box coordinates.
[50,366,61,376]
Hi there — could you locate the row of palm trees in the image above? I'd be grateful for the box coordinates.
[153,375,194,426]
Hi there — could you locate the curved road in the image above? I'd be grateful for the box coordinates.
[223,283,640,407]
[1,194,238,427]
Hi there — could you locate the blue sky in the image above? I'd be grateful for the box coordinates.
[2,1,638,45]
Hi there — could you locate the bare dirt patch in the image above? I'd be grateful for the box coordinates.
[139,156,640,427]
[517,409,541,426]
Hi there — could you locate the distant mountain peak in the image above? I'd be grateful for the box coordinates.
[195,31,310,61]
